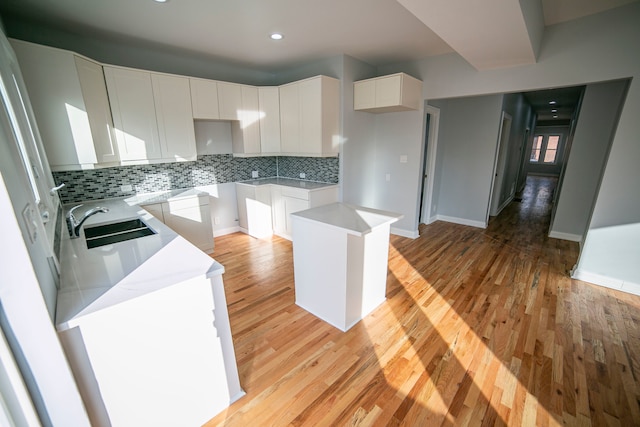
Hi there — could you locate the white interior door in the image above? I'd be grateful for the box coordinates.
[419,105,440,225]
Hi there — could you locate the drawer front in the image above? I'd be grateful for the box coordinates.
[280,186,309,200]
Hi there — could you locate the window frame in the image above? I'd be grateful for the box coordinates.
[529,133,562,165]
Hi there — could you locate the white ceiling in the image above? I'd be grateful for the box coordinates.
[0,0,636,72]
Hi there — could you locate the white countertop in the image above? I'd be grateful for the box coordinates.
[56,191,222,331]
[237,177,338,191]
[291,202,403,236]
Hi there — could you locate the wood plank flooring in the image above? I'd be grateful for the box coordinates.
[205,176,640,426]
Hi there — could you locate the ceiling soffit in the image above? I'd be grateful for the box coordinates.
[396,0,545,70]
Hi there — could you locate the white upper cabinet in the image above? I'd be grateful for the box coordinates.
[151,73,197,161]
[230,84,261,156]
[104,66,162,162]
[10,39,118,170]
[258,86,281,155]
[279,82,300,154]
[105,66,196,163]
[190,78,219,120]
[74,57,119,165]
[217,81,243,121]
[354,72,422,113]
[279,75,339,157]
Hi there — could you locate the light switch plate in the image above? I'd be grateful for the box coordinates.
[252,171,259,178]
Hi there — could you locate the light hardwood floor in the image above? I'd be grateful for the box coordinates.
[205,176,640,426]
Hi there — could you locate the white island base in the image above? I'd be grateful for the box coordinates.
[291,203,402,332]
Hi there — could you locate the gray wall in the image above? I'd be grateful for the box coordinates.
[498,93,535,211]
[429,95,503,226]
[370,110,424,233]
[379,3,640,287]
[340,56,377,206]
[550,80,629,240]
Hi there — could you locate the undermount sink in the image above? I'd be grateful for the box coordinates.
[84,218,156,249]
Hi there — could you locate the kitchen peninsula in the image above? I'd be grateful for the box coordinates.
[56,191,243,427]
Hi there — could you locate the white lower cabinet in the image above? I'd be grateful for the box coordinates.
[274,186,339,239]
[142,195,213,253]
[235,183,273,238]
[237,182,338,241]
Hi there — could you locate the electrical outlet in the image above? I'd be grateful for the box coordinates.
[386,174,391,182]
[214,217,220,225]
[400,155,408,163]
[252,171,259,178]
[120,184,133,192]
[299,172,306,179]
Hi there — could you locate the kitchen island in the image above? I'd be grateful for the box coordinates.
[56,190,243,427]
[291,203,402,331]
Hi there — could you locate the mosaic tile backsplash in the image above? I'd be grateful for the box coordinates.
[53,155,340,204]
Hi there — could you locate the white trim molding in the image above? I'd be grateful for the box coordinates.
[572,269,640,297]
[435,215,487,229]
[391,227,419,239]
[548,231,582,242]
[213,226,241,237]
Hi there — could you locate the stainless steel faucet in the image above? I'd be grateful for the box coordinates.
[67,205,109,238]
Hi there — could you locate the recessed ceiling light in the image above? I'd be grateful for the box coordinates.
[270,33,284,41]
[549,100,557,105]
[551,109,558,113]
[153,0,168,3]
[553,115,558,118]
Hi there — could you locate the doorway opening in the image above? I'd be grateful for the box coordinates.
[418,105,439,226]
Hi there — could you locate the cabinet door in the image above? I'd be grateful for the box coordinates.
[353,79,376,110]
[190,78,219,119]
[375,75,402,108]
[299,78,322,155]
[11,40,98,169]
[279,83,300,154]
[104,67,162,161]
[217,82,242,120]
[74,56,119,164]
[151,73,196,161]
[270,186,285,234]
[235,184,254,230]
[283,196,309,237]
[258,87,281,154]
[162,198,213,253]
[238,85,261,154]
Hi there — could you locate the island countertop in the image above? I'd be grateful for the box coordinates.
[56,189,222,331]
[290,202,403,236]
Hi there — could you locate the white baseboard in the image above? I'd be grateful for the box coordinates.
[548,231,582,242]
[424,215,438,225]
[572,269,640,296]
[213,226,241,237]
[490,194,514,217]
[391,227,419,239]
[572,269,623,290]
[435,215,486,229]
[623,281,640,296]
